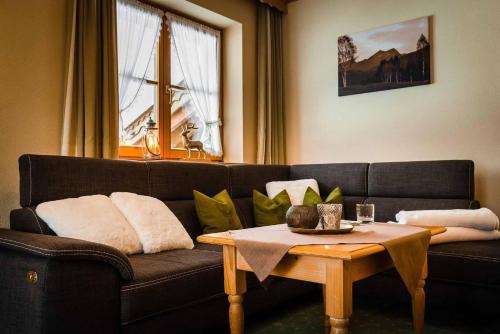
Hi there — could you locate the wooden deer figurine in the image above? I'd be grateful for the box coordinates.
[181,123,207,159]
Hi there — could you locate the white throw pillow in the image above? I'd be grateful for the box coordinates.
[110,192,194,253]
[266,179,320,206]
[36,195,142,255]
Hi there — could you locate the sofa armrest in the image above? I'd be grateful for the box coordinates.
[0,228,134,281]
[10,207,56,235]
[0,229,132,333]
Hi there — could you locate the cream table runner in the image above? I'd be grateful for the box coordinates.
[230,223,431,296]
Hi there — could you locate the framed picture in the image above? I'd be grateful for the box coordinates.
[338,16,431,96]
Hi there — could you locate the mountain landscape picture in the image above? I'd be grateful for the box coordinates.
[338,16,431,96]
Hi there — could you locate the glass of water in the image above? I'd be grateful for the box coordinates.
[356,204,375,224]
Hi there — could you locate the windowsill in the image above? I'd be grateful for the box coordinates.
[120,157,224,163]
[118,151,223,163]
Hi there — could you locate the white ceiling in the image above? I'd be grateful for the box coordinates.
[151,0,237,28]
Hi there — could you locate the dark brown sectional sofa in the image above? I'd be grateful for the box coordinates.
[0,154,498,333]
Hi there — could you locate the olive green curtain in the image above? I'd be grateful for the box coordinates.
[256,3,285,164]
[61,0,120,158]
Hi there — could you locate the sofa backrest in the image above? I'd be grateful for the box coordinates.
[18,154,150,207]
[365,160,477,222]
[148,160,230,238]
[15,155,478,239]
[289,163,369,220]
[227,164,289,228]
[16,155,230,239]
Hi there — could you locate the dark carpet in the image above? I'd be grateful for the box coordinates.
[243,291,498,334]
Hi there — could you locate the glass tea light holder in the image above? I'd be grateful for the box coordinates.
[356,203,375,224]
[317,204,343,230]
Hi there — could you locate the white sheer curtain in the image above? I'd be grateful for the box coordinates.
[117,0,163,143]
[167,13,222,157]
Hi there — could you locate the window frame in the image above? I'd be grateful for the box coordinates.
[118,7,223,161]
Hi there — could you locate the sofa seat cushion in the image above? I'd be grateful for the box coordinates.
[427,240,500,287]
[121,243,261,325]
[121,246,224,324]
[194,242,222,252]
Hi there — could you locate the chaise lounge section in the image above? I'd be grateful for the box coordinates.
[0,154,498,333]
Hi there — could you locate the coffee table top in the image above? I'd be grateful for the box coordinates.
[197,225,446,260]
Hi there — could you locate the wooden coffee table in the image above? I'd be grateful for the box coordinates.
[197,226,445,334]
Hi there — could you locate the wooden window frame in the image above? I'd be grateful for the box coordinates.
[119,5,223,162]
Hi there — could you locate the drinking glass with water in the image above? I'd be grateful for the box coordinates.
[356,204,375,224]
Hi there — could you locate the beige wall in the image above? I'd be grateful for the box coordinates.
[284,0,500,215]
[222,23,245,163]
[0,0,256,228]
[189,0,257,163]
[0,0,68,227]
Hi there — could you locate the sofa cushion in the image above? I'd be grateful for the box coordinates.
[149,161,229,201]
[110,193,194,254]
[10,208,56,235]
[228,164,289,198]
[236,195,362,227]
[364,197,477,223]
[193,243,222,252]
[428,240,500,287]
[368,160,474,199]
[253,190,292,227]
[19,154,149,207]
[121,244,262,325]
[233,197,255,228]
[266,179,319,205]
[35,195,142,255]
[163,200,202,239]
[342,196,366,221]
[303,186,343,206]
[121,277,316,334]
[121,247,224,325]
[193,190,243,234]
[289,163,369,196]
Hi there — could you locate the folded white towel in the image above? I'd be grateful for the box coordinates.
[396,208,499,231]
[430,227,500,245]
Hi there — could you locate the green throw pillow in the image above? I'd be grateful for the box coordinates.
[193,189,243,234]
[253,189,292,227]
[303,186,343,206]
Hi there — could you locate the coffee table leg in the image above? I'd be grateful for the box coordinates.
[223,245,247,334]
[322,285,331,334]
[412,256,427,334]
[229,295,244,334]
[325,259,352,334]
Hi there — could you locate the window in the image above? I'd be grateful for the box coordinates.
[120,48,159,147]
[117,0,222,160]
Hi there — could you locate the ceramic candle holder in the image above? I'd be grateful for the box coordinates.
[285,205,320,229]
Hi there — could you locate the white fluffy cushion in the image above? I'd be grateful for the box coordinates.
[110,192,194,253]
[266,179,320,205]
[36,195,142,255]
